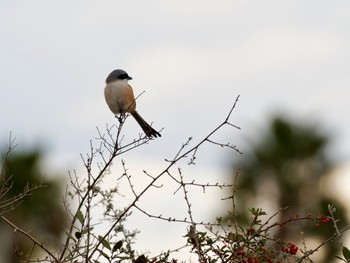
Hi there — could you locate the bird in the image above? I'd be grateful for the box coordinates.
[104,69,161,138]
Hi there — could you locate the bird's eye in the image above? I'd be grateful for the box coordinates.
[119,74,128,79]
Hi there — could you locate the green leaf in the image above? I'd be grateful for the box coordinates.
[98,235,111,250]
[328,204,336,214]
[81,227,94,234]
[74,231,82,239]
[259,210,267,216]
[76,210,84,225]
[97,249,109,260]
[113,240,123,252]
[342,246,350,261]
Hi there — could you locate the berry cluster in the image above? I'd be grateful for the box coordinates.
[281,242,298,255]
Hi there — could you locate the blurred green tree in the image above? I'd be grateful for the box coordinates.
[0,149,66,263]
[230,117,348,262]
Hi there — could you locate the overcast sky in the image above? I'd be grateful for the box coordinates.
[1,0,350,259]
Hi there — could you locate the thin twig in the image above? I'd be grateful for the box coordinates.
[86,96,241,260]
[296,226,350,263]
[0,215,61,262]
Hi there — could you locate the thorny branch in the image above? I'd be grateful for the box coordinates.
[1,215,61,262]
[60,113,156,261]
[83,96,242,261]
[3,95,350,262]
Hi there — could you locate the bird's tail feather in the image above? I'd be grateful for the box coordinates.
[131,111,161,138]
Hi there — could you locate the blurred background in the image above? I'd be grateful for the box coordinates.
[1,1,350,262]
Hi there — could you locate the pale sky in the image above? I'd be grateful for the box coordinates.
[1,0,350,260]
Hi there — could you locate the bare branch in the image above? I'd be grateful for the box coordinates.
[0,215,61,263]
[86,96,242,260]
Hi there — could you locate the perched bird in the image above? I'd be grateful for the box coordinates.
[104,69,161,138]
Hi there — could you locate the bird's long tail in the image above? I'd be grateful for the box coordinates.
[131,111,161,138]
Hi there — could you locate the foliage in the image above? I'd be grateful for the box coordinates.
[229,117,349,262]
[0,135,66,262]
[1,98,350,263]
